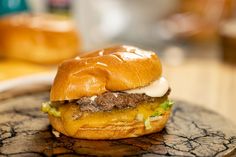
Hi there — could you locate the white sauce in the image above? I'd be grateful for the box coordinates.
[52,129,60,137]
[124,77,169,97]
[113,93,118,98]
[90,96,97,101]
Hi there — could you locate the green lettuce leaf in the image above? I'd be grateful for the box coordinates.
[151,100,174,117]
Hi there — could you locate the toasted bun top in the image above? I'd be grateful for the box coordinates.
[50,45,162,101]
[0,13,76,32]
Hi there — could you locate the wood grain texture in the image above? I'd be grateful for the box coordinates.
[0,90,236,157]
[163,58,236,123]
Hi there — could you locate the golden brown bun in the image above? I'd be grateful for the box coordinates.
[0,13,80,64]
[50,45,162,101]
[48,110,170,140]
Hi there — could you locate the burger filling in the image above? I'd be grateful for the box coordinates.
[42,77,173,130]
[77,90,171,112]
[42,90,171,115]
[42,91,173,130]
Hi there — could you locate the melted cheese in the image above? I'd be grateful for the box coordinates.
[58,99,167,136]
[124,77,169,97]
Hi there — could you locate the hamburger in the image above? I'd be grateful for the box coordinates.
[42,45,173,140]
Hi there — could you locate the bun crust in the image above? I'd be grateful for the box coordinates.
[50,45,162,101]
[0,13,80,64]
[48,110,170,140]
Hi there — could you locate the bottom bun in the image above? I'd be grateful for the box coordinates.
[48,110,171,140]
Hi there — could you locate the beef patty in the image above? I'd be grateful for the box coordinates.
[52,90,170,112]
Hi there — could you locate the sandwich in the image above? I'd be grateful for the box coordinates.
[42,45,173,139]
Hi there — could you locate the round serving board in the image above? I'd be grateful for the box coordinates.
[0,89,236,157]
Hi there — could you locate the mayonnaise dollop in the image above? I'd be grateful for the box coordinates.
[124,77,169,97]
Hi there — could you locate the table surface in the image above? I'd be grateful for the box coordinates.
[162,46,236,123]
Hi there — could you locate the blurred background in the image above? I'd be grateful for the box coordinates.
[0,0,236,122]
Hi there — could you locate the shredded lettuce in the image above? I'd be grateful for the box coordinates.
[151,100,173,117]
[160,100,174,110]
[144,117,152,130]
[41,102,61,117]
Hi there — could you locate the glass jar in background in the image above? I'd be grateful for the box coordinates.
[72,0,177,51]
[72,0,129,50]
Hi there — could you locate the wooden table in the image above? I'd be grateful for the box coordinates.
[163,58,236,123]
[0,87,236,156]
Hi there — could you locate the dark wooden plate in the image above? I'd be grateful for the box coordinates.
[0,88,236,157]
